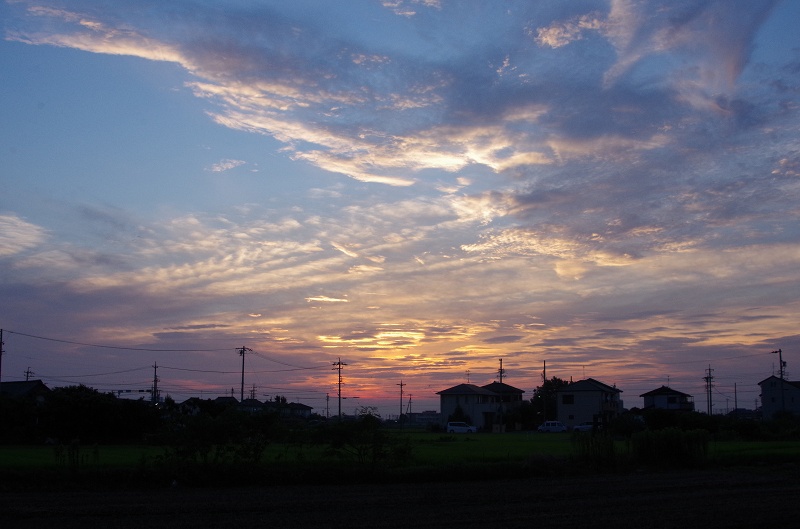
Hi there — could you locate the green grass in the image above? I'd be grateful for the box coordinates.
[710,440,800,460]
[0,444,162,469]
[2,434,799,472]
[407,431,572,465]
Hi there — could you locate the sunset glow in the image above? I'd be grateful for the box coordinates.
[1,1,799,417]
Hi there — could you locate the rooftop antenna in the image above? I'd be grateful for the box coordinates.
[498,358,505,383]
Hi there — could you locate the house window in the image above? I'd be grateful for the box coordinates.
[562,394,574,405]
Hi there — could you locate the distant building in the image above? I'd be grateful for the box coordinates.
[437,382,525,430]
[556,378,623,429]
[407,410,441,426]
[0,379,51,404]
[759,375,800,419]
[640,386,694,412]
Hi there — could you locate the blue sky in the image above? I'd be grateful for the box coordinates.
[1,0,799,417]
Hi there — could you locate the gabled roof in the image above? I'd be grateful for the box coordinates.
[481,381,525,395]
[437,383,496,396]
[0,380,51,399]
[640,385,692,398]
[558,378,621,393]
[758,375,800,389]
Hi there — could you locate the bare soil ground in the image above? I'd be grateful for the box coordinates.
[2,467,799,528]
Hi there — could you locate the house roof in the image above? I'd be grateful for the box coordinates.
[437,383,496,396]
[437,382,525,396]
[558,378,622,393]
[0,379,51,399]
[640,385,692,398]
[757,375,800,389]
[481,381,525,395]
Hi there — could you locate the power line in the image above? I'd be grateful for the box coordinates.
[36,366,152,378]
[4,329,230,352]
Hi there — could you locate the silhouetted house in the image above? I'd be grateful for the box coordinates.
[407,410,441,426]
[262,400,314,419]
[640,386,694,411]
[556,378,623,429]
[214,396,239,408]
[178,397,206,416]
[240,398,265,413]
[0,380,51,404]
[437,382,525,430]
[727,408,759,420]
[759,375,800,419]
[286,402,313,419]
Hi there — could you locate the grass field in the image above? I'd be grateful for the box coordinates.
[2,431,799,471]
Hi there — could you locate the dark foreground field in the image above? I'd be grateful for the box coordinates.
[2,466,799,528]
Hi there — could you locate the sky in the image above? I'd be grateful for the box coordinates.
[1,0,799,419]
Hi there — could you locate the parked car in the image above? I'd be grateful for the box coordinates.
[447,421,477,433]
[572,421,596,432]
[537,420,567,433]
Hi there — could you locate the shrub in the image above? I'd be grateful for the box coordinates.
[630,428,709,467]
[571,431,616,470]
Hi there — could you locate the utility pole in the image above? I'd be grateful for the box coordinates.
[24,367,34,381]
[397,379,406,419]
[542,360,547,421]
[332,357,347,419]
[703,365,714,415]
[152,362,160,405]
[771,349,785,414]
[237,346,251,402]
[0,328,4,396]
[498,358,505,384]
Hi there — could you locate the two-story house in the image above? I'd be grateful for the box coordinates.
[640,386,694,411]
[759,375,800,419]
[556,378,622,429]
[437,382,524,430]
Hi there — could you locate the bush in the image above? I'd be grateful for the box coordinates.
[630,428,709,467]
[571,431,616,470]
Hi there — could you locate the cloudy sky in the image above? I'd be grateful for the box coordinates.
[2,0,799,417]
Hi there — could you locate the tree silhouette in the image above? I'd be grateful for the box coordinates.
[531,376,569,423]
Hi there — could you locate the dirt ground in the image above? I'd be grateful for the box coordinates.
[2,467,799,528]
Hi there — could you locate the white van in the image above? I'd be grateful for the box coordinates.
[537,420,567,433]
